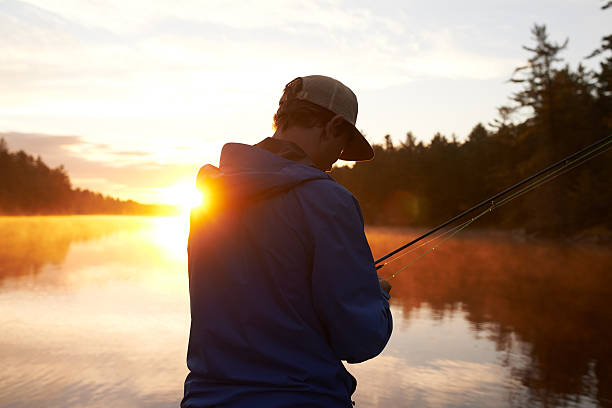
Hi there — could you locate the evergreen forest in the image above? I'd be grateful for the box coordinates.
[332,21,611,238]
[0,139,176,215]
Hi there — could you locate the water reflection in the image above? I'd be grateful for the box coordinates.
[367,227,612,408]
[1,218,610,408]
[0,216,190,408]
[0,216,152,284]
[349,305,532,407]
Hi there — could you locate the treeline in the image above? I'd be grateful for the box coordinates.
[0,139,177,215]
[332,22,611,237]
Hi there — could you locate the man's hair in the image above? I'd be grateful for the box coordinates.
[273,77,352,134]
[273,99,335,131]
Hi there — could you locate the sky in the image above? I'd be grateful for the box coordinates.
[0,0,610,204]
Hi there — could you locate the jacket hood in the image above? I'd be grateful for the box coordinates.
[196,142,331,204]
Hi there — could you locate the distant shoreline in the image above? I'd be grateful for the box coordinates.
[0,139,182,217]
[0,206,180,217]
[0,212,180,217]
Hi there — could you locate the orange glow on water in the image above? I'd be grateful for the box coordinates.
[1,219,611,407]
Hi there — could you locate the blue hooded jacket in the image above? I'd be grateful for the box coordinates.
[182,141,392,408]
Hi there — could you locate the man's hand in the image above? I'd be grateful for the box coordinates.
[378,276,391,295]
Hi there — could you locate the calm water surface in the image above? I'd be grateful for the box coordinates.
[0,216,610,408]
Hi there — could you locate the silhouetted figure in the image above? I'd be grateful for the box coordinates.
[182,75,392,408]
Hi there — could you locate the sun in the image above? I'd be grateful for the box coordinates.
[159,181,206,213]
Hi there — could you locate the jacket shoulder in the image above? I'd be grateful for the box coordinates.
[295,178,356,201]
[293,178,364,223]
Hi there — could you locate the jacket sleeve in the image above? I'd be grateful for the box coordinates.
[298,180,393,363]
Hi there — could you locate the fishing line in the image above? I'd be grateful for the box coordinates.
[384,139,611,279]
[381,137,611,280]
[488,138,611,210]
[374,134,611,268]
[387,138,611,270]
[376,217,474,269]
[378,139,607,269]
[385,216,479,280]
[490,143,611,210]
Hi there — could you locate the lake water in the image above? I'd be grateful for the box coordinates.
[0,216,610,408]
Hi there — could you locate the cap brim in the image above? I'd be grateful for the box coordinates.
[339,127,374,161]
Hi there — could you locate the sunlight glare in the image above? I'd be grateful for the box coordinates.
[160,182,205,212]
[150,216,190,260]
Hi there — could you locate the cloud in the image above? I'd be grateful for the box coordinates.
[0,0,525,151]
[0,0,516,96]
[114,150,151,157]
[18,0,398,35]
[1,0,606,182]
[0,131,151,165]
[0,132,200,203]
[0,0,542,203]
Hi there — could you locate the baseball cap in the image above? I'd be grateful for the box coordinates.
[279,75,374,161]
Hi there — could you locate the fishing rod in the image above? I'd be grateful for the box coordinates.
[375,134,612,270]
[381,142,611,280]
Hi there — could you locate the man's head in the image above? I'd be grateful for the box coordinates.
[272,75,373,171]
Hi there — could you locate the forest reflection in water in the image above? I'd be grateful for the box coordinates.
[0,216,152,282]
[366,227,612,408]
[0,216,610,408]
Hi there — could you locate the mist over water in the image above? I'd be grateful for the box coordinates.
[1,217,610,408]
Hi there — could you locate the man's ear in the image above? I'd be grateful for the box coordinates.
[324,114,346,139]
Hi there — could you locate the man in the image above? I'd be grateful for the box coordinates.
[182,75,393,408]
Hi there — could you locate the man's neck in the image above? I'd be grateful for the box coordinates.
[254,137,315,167]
